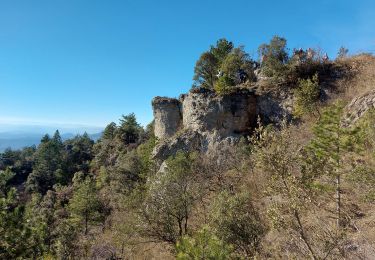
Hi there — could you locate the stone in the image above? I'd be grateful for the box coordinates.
[343,88,375,126]
[151,86,298,169]
[181,88,257,136]
[151,87,257,167]
[256,91,294,124]
[152,96,182,139]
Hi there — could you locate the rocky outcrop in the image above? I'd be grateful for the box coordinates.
[152,88,257,140]
[343,89,375,126]
[152,97,182,139]
[152,129,243,166]
[181,88,256,135]
[256,91,294,124]
[151,88,257,164]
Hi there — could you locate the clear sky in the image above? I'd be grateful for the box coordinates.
[0,0,374,128]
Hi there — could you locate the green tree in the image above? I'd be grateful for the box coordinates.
[193,51,218,89]
[220,47,255,85]
[68,176,104,235]
[140,151,201,243]
[102,122,117,140]
[176,226,233,260]
[294,73,321,117]
[348,109,375,201]
[26,130,65,194]
[210,191,265,257]
[254,121,345,259]
[210,38,233,64]
[213,75,234,95]
[193,38,234,89]
[258,35,289,78]
[118,113,142,145]
[24,193,52,258]
[0,188,32,259]
[0,147,35,185]
[0,168,15,196]
[63,133,94,182]
[309,102,358,228]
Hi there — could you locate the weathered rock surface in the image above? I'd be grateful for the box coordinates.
[151,88,257,164]
[344,88,375,126]
[152,88,257,140]
[256,91,294,124]
[152,97,182,139]
[181,88,256,135]
[152,129,243,165]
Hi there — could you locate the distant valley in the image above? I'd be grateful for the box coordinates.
[0,124,102,151]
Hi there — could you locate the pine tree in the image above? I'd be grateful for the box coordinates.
[294,73,321,117]
[309,102,357,228]
[26,131,66,193]
[119,113,142,145]
[68,177,103,235]
[176,226,233,260]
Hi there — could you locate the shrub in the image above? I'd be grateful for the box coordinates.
[210,191,266,257]
[294,73,320,117]
[193,39,255,91]
[176,226,233,260]
[258,36,289,79]
[214,75,234,95]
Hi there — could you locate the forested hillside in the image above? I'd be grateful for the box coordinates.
[1,37,375,259]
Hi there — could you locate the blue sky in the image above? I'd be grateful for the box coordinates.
[0,0,374,128]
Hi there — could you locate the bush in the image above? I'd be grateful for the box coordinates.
[220,47,256,85]
[294,73,320,117]
[176,226,233,260]
[258,36,289,79]
[210,191,266,257]
[214,75,234,95]
[140,151,201,244]
[193,39,255,91]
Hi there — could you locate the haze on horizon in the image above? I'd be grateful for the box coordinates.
[1,0,374,129]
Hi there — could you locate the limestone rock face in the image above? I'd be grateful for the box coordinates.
[152,130,204,165]
[152,97,182,139]
[344,88,375,126]
[182,88,256,135]
[152,129,243,165]
[151,88,257,165]
[256,91,294,124]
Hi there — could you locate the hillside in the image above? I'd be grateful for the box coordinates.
[1,37,375,259]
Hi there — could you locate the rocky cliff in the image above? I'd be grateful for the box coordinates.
[153,88,257,139]
[152,88,257,164]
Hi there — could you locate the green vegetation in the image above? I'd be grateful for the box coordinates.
[210,191,265,257]
[294,73,321,117]
[258,35,289,78]
[193,38,255,93]
[176,226,233,260]
[1,42,375,259]
[192,36,335,95]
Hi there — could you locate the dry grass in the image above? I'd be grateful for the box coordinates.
[100,54,375,259]
[333,54,375,102]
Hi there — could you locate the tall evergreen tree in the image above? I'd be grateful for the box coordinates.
[68,177,103,235]
[26,131,65,194]
[309,102,357,228]
[118,113,142,145]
